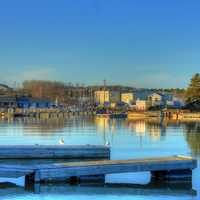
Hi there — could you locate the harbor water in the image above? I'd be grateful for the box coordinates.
[0,116,199,200]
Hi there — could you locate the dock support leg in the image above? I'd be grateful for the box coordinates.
[151,169,192,182]
[34,170,41,183]
[25,173,35,185]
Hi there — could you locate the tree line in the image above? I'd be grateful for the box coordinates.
[1,76,198,105]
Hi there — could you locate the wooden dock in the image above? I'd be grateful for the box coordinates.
[0,155,197,184]
[0,145,110,159]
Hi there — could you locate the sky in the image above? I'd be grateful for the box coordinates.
[0,0,200,88]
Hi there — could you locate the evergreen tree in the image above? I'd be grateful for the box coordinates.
[186,73,200,102]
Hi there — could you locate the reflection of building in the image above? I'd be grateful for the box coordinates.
[121,93,134,105]
[127,119,166,140]
[127,120,146,136]
[134,120,146,136]
[95,117,109,133]
[147,125,161,141]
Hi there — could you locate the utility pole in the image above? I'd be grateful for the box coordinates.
[103,79,107,104]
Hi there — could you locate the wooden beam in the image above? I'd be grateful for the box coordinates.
[0,145,110,159]
[34,155,197,182]
[0,155,197,183]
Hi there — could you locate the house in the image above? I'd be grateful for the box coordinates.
[147,92,181,108]
[132,90,184,110]
[132,90,152,111]
[94,90,121,106]
[17,97,54,109]
[0,96,16,109]
[135,99,150,111]
[148,93,184,109]
[121,93,134,105]
[166,96,185,108]
[148,93,164,107]
[0,84,12,92]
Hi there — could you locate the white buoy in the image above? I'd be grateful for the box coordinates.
[59,138,65,145]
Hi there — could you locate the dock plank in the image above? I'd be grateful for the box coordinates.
[0,155,197,183]
[0,165,34,178]
[36,156,197,182]
[0,145,110,159]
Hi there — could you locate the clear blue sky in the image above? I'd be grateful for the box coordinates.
[0,0,200,88]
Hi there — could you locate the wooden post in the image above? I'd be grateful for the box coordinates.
[25,173,35,185]
[34,170,41,183]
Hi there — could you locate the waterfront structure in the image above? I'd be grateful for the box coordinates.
[0,155,196,184]
[121,92,134,105]
[17,97,54,109]
[0,96,16,109]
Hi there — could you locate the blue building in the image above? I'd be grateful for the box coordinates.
[17,97,54,109]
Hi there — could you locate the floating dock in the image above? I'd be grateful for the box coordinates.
[0,155,197,184]
[0,145,110,159]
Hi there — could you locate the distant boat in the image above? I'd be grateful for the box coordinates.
[59,138,65,145]
[96,110,127,119]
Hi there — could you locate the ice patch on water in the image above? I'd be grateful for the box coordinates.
[0,176,25,187]
[106,172,150,184]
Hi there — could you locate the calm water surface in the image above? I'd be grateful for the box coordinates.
[0,116,200,200]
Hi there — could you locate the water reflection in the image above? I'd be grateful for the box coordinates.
[0,116,96,135]
[0,182,196,198]
[126,119,167,141]
[1,116,200,156]
[184,122,200,156]
[0,117,199,199]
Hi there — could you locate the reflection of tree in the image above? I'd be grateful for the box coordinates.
[185,122,200,156]
[15,117,66,135]
[12,116,95,135]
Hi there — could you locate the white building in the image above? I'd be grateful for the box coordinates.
[94,90,121,105]
[121,93,134,105]
[135,99,150,111]
[148,93,163,107]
